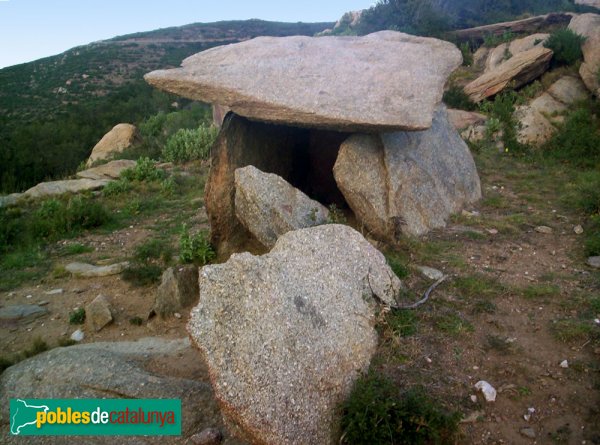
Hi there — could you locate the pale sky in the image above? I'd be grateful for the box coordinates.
[0,0,374,69]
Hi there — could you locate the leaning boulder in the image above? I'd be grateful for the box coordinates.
[0,338,223,444]
[86,124,140,167]
[464,46,553,102]
[234,166,329,249]
[569,13,600,96]
[188,224,403,445]
[334,106,481,240]
[76,159,136,180]
[447,109,488,130]
[485,33,549,72]
[145,31,461,132]
[153,265,199,317]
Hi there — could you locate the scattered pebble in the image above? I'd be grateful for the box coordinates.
[524,407,535,422]
[70,329,85,342]
[470,395,478,403]
[44,289,64,295]
[574,225,584,235]
[38,301,49,306]
[425,357,432,364]
[587,257,600,269]
[535,226,553,234]
[560,360,569,369]
[475,381,497,402]
[520,427,536,439]
[174,313,182,319]
[486,229,498,235]
[25,295,33,299]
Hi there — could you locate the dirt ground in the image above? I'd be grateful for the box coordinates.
[1,153,598,445]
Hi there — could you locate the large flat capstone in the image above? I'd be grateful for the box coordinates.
[145,31,462,132]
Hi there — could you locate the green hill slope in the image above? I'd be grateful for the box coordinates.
[0,20,332,193]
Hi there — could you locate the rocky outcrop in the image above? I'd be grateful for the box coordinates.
[317,10,363,36]
[145,31,461,132]
[569,13,600,96]
[153,266,199,317]
[234,166,329,249]
[0,338,225,444]
[485,34,549,72]
[453,13,572,43]
[516,76,588,145]
[0,305,47,323]
[187,224,403,445]
[464,46,553,102]
[86,123,140,167]
[24,178,110,199]
[334,106,481,240]
[76,159,136,180]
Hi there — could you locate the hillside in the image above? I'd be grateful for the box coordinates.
[0,20,332,193]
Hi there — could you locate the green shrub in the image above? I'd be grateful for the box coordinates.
[122,263,163,286]
[544,29,586,66]
[543,103,600,168]
[162,124,219,164]
[0,207,21,252]
[460,42,473,66]
[480,92,525,153]
[386,255,409,279]
[326,204,348,225]
[121,157,165,182]
[340,372,460,445]
[443,86,477,111]
[69,308,86,325]
[134,238,173,264]
[585,216,600,256]
[30,196,110,241]
[179,225,215,265]
[571,171,600,216]
[102,178,132,196]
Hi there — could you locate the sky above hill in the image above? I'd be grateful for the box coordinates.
[0,0,373,68]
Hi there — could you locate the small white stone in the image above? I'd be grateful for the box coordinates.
[475,381,497,402]
[560,360,569,369]
[70,329,85,342]
[470,395,478,403]
[174,312,182,319]
[25,295,33,299]
[45,289,64,295]
[574,225,584,235]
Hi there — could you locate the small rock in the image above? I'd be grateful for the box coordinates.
[85,295,113,332]
[66,262,129,278]
[189,428,223,445]
[415,266,444,281]
[560,360,569,369]
[153,266,199,318]
[587,256,600,269]
[574,225,584,235]
[520,427,536,439]
[25,295,33,299]
[462,210,480,218]
[470,395,478,403]
[486,228,498,235]
[475,380,497,402]
[44,289,64,296]
[38,301,49,306]
[535,226,553,234]
[174,313,182,319]
[70,329,85,342]
[0,305,48,322]
[524,407,535,422]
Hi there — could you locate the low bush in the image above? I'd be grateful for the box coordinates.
[162,124,219,164]
[179,225,215,265]
[69,308,86,325]
[543,102,600,168]
[121,157,165,182]
[544,29,586,66]
[122,263,163,286]
[340,371,460,444]
[443,86,477,111]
